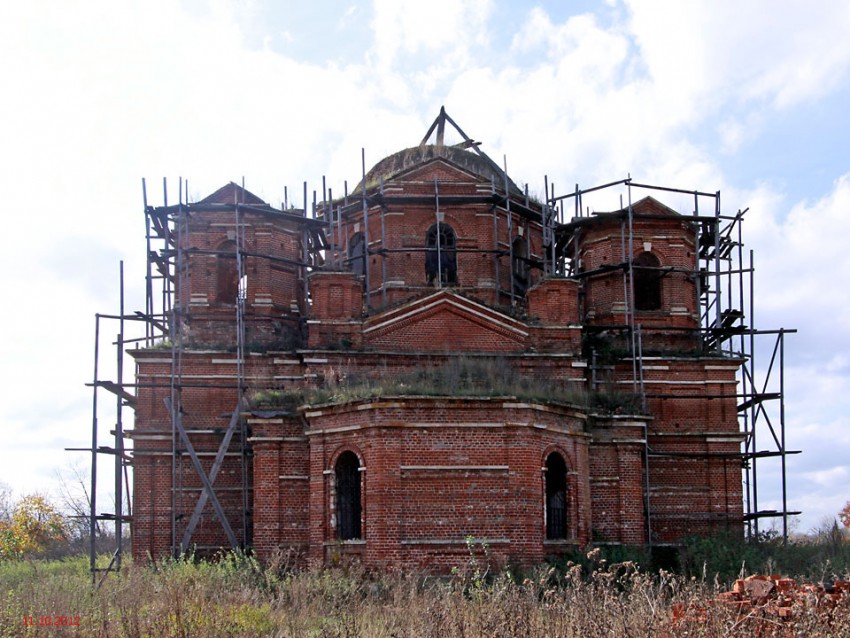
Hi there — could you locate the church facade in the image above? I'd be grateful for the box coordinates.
[130,111,744,569]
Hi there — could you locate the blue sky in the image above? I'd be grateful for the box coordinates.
[1,0,849,534]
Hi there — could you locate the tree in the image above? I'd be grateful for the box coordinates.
[55,461,100,541]
[54,461,119,556]
[840,501,850,529]
[0,494,70,559]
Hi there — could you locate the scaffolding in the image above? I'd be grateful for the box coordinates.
[67,262,137,583]
[552,178,799,542]
[317,108,551,312]
[141,178,329,558]
[77,112,796,578]
[76,176,328,577]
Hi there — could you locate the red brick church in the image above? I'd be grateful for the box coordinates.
[129,109,746,569]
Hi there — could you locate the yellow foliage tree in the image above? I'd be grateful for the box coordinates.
[0,494,69,559]
[841,502,850,528]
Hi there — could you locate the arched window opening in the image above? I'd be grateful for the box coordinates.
[512,236,529,295]
[545,452,568,540]
[335,451,362,540]
[216,240,238,303]
[633,251,662,311]
[348,232,365,277]
[425,223,457,286]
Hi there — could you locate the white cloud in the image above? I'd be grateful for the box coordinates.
[447,8,715,190]
[509,6,552,54]
[751,174,850,325]
[725,175,850,529]
[370,0,493,71]
[511,8,627,74]
[746,175,850,526]
[0,0,385,500]
[338,4,358,29]
[0,0,848,533]
[623,0,850,130]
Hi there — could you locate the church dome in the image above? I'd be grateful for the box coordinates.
[354,107,522,196]
[356,143,522,195]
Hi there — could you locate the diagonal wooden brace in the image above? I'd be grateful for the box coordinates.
[165,398,239,550]
[179,401,244,552]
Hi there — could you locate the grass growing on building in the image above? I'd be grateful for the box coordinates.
[249,356,644,414]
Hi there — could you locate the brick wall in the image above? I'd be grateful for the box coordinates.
[579,201,701,353]
[128,163,746,567]
[177,207,305,349]
[322,160,546,313]
[291,397,591,569]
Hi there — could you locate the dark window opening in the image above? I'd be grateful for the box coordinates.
[512,236,529,295]
[216,240,238,303]
[545,452,568,540]
[348,232,365,277]
[633,251,662,311]
[335,451,362,540]
[425,223,457,286]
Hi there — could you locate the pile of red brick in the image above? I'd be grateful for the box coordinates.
[672,574,850,632]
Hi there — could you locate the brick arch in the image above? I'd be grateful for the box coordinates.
[541,444,574,470]
[415,211,467,240]
[542,445,576,541]
[328,445,366,470]
[328,446,366,541]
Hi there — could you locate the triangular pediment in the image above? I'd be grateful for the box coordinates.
[616,196,682,217]
[363,290,528,353]
[392,157,486,184]
[200,182,267,205]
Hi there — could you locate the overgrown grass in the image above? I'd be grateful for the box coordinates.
[678,528,850,584]
[0,553,91,591]
[551,530,850,586]
[4,546,850,637]
[250,357,642,414]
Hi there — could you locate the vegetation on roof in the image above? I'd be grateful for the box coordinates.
[355,144,522,195]
[249,357,644,414]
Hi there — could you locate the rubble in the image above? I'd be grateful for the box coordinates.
[672,575,850,634]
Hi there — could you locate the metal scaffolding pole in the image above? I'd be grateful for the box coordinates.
[114,262,125,569]
[89,315,99,578]
[554,177,797,539]
[361,149,371,309]
[435,178,442,288]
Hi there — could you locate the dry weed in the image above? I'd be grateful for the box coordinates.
[3,553,850,637]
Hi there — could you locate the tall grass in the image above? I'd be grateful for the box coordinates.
[3,548,850,637]
[679,528,850,583]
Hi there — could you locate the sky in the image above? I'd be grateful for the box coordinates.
[1,0,849,535]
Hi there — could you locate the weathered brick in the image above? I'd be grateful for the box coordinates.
[129,152,743,569]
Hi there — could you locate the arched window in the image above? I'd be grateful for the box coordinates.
[633,251,662,311]
[512,236,529,295]
[425,223,457,286]
[545,452,568,540]
[216,240,238,303]
[348,232,365,277]
[335,451,362,540]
